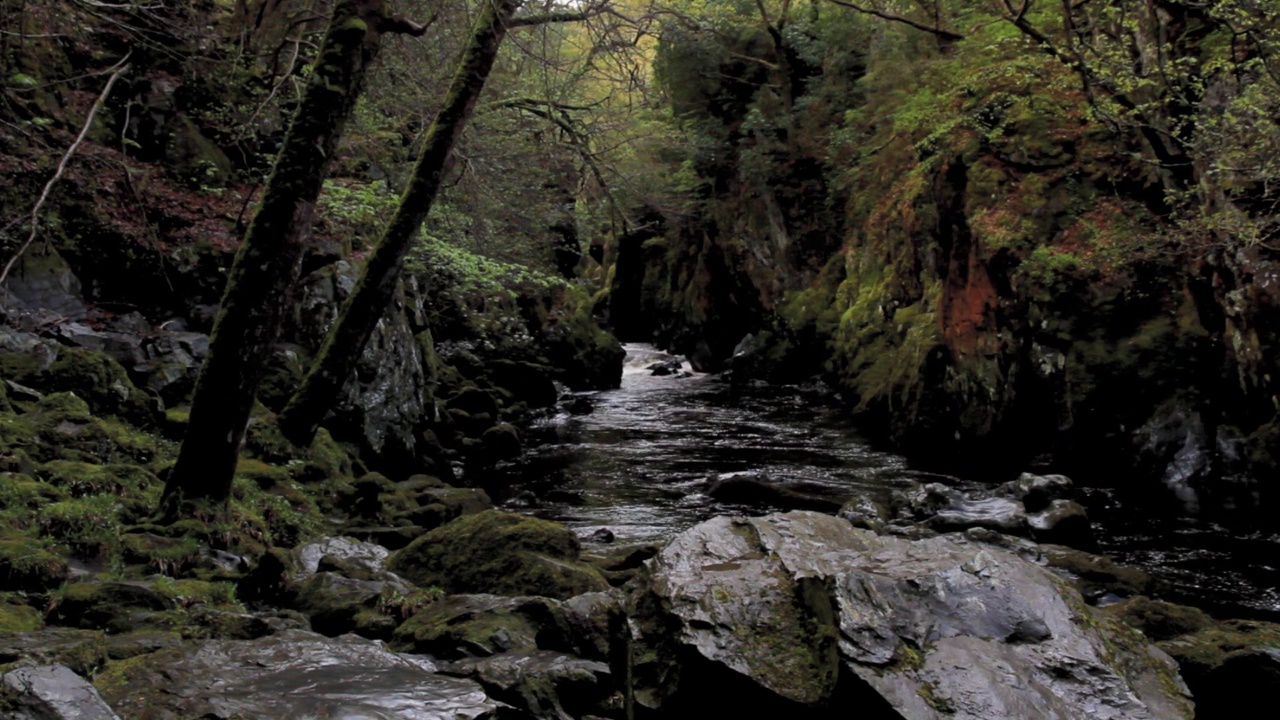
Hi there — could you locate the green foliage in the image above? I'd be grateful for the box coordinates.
[316,179,399,252]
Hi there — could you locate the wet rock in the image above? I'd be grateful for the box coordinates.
[285,537,414,638]
[1039,544,1157,601]
[93,630,503,720]
[1,664,121,720]
[0,628,107,676]
[292,571,407,639]
[392,594,560,659]
[646,359,683,376]
[49,582,173,633]
[1149,617,1280,720]
[588,528,615,544]
[1104,597,1214,642]
[998,472,1074,512]
[1026,499,1094,548]
[706,475,843,513]
[838,494,889,532]
[630,511,1192,719]
[446,650,614,720]
[102,631,184,661]
[295,536,391,577]
[389,511,608,600]
[927,496,1027,534]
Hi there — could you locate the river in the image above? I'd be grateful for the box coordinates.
[510,344,1280,622]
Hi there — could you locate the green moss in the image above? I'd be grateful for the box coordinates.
[40,495,123,558]
[0,601,43,632]
[388,510,608,599]
[1103,597,1213,642]
[0,535,69,592]
[37,460,160,498]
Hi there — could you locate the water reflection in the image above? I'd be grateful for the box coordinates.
[511,344,1280,620]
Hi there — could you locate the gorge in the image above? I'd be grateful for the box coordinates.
[2,1,1279,718]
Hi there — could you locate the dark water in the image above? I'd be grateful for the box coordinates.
[512,344,1280,621]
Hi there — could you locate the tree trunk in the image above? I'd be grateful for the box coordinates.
[278,0,523,446]
[159,0,391,519]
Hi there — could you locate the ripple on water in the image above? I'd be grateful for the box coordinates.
[514,344,1280,620]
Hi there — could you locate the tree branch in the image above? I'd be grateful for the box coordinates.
[509,2,607,28]
[1,54,131,287]
[826,0,964,41]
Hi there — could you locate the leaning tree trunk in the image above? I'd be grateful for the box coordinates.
[278,0,523,446]
[160,0,397,519]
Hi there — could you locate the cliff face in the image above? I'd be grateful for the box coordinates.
[608,11,1280,514]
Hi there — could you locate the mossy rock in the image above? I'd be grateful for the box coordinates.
[1157,619,1280,719]
[388,510,607,600]
[44,348,160,427]
[1104,597,1213,642]
[0,535,69,592]
[0,627,108,676]
[242,419,354,483]
[120,532,203,575]
[479,423,522,462]
[389,594,560,658]
[14,393,164,466]
[0,601,43,632]
[52,579,240,635]
[52,581,176,632]
[0,472,68,522]
[1039,544,1156,600]
[446,387,501,421]
[36,460,160,498]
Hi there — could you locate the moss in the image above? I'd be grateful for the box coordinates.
[1159,620,1280,676]
[0,473,68,524]
[40,495,124,558]
[0,535,70,592]
[37,460,160,498]
[11,393,167,466]
[388,510,607,599]
[1103,597,1213,642]
[0,601,43,632]
[120,533,203,575]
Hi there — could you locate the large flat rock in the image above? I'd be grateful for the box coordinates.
[94,630,503,720]
[632,511,1194,720]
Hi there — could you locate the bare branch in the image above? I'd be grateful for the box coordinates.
[509,1,608,28]
[826,0,964,41]
[1,55,131,286]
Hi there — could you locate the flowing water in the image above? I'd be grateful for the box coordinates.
[512,344,1280,621]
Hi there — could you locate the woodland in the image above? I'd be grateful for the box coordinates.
[0,1,1278,718]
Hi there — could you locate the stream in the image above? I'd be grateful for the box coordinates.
[511,344,1280,622]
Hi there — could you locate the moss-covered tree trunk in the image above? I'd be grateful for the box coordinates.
[278,0,523,446]
[160,0,392,519]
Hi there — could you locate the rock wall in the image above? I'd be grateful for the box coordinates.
[607,14,1280,516]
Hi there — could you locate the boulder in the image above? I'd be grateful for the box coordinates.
[1,664,121,720]
[389,511,608,600]
[0,628,107,676]
[629,511,1193,719]
[998,473,1074,512]
[446,650,614,720]
[93,630,504,720]
[927,496,1027,534]
[1026,499,1094,548]
[391,592,625,665]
